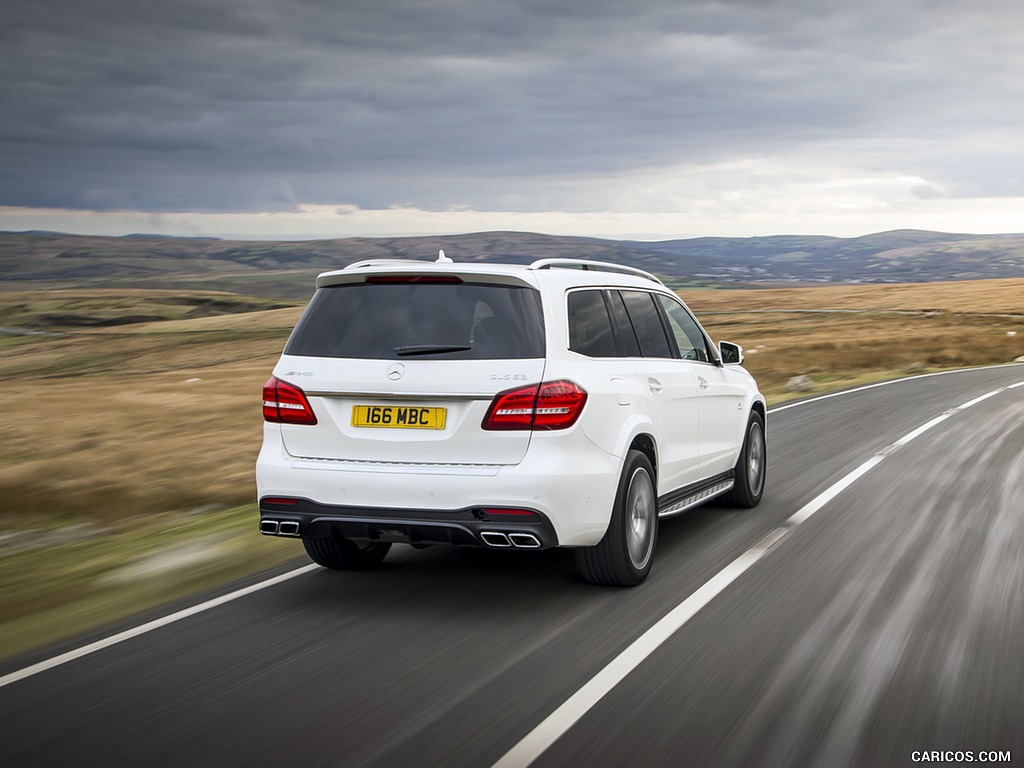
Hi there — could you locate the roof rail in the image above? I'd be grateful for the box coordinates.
[344,259,433,270]
[528,258,664,285]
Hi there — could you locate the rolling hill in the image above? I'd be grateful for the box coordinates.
[3,228,1023,298]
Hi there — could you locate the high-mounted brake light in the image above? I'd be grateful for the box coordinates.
[263,377,318,425]
[482,380,587,431]
[365,275,463,284]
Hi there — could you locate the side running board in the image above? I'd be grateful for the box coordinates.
[658,478,735,519]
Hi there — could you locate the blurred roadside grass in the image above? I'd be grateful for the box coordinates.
[0,506,302,663]
[1,279,1022,663]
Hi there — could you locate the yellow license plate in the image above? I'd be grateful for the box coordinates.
[351,405,447,430]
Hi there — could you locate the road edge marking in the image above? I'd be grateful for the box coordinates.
[492,379,1023,768]
[0,564,319,689]
[767,362,1024,415]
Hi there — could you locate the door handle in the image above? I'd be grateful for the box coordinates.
[697,376,710,391]
[647,377,663,394]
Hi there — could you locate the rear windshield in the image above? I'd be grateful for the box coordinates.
[285,280,546,360]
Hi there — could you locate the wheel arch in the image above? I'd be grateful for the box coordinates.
[750,397,766,431]
[610,414,659,483]
[628,433,657,482]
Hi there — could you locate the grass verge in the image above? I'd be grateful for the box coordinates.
[0,505,302,664]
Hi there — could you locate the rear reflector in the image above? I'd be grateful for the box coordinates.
[261,497,299,506]
[482,380,587,431]
[263,377,318,425]
[483,507,539,518]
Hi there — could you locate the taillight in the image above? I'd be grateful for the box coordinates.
[482,384,537,430]
[263,377,318,425]
[482,380,587,431]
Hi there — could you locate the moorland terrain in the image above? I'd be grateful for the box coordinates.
[4,227,1024,295]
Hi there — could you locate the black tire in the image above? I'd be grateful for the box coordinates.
[721,411,766,508]
[303,536,391,570]
[576,450,658,587]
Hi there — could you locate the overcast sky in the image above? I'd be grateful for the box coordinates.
[1,0,1022,240]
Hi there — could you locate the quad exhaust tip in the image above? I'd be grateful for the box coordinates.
[260,519,301,537]
[508,533,541,549]
[481,531,511,548]
[481,531,542,549]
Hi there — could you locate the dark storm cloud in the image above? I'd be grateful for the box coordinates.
[1,0,1022,212]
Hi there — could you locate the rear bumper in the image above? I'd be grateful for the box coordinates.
[258,497,558,549]
[256,424,621,546]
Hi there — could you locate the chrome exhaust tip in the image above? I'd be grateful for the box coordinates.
[259,520,279,535]
[508,533,541,549]
[278,521,301,537]
[481,531,512,548]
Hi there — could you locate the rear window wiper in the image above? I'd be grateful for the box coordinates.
[394,344,473,356]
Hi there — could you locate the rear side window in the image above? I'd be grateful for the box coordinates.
[608,292,642,357]
[619,291,673,358]
[285,281,545,360]
[567,290,617,357]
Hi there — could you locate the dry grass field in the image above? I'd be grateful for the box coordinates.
[0,278,1021,660]
[0,295,304,523]
[686,278,1024,314]
[685,277,1024,397]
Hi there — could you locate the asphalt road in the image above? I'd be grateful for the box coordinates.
[3,364,1023,768]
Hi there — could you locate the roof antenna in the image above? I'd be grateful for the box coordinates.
[436,249,453,263]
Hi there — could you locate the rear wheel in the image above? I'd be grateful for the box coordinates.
[576,450,658,586]
[721,411,766,508]
[303,537,391,570]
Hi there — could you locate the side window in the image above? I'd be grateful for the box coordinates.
[657,295,712,363]
[567,290,617,357]
[619,291,673,358]
[608,291,641,357]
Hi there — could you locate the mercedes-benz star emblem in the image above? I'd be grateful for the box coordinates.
[387,363,406,381]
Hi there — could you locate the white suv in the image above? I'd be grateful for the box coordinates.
[257,256,766,586]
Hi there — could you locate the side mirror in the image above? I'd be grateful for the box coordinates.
[719,341,744,366]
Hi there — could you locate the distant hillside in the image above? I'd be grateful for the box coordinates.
[2,229,1023,298]
[627,229,1024,282]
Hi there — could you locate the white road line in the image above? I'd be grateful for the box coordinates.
[784,455,885,526]
[492,379,1023,768]
[768,362,1023,414]
[0,564,318,690]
